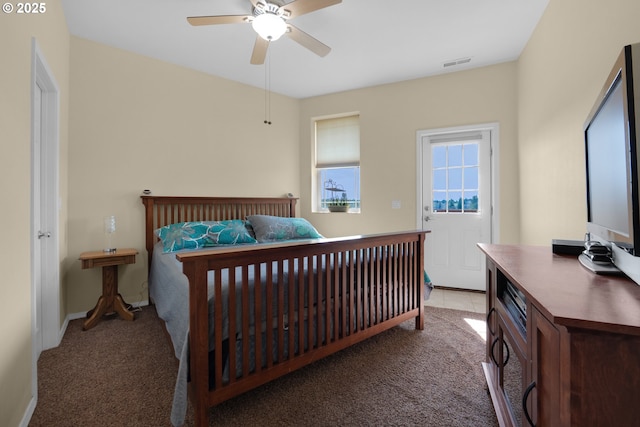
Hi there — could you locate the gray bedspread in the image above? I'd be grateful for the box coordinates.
[149,243,196,426]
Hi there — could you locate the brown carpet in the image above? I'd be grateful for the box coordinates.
[30,306,497,427]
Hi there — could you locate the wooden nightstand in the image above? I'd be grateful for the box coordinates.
[79,248,138,330]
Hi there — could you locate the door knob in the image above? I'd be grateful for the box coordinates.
[37,231,51,239]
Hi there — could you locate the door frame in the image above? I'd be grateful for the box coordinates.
[416,122,500,244]
[31,37,61,381]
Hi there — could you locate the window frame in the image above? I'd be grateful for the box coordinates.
[312,113,361,213]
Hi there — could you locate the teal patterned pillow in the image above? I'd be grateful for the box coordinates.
[155,220,257,252]
[246,215,323,243]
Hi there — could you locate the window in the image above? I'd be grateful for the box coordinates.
[432,142,479,213]
[314,115,361,212]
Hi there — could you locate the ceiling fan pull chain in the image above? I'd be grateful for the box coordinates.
[263,56,267,124]
[264,45,272,125]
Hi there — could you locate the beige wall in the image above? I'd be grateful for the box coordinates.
[65,38,301,314]
[0,3,70,426]
[299,63,520,243]
[518,0,640,244]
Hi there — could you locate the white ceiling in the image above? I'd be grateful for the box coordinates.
[61,0,549,99]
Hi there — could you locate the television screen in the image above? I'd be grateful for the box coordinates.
[582,43,640,284]
[585,75,631,239]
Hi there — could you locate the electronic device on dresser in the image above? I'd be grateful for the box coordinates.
[583,42,640,284]
[502,280,526,336]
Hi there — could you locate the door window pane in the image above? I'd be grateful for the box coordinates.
[464,190,479,210]
[448,168,462,189]
[433,169,446,190]
[448,191,463,212]
[433,191,447,212]
[464,166,479,188]
[433,146,447,168]
[464,143,479,166]
[448,145,463,167]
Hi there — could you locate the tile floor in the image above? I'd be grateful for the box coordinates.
[425,287,487,314]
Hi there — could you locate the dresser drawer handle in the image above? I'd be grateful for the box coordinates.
[490,337,499,365]
[502,339,510,366]
[523,380,536,427]
[486,307,496,335]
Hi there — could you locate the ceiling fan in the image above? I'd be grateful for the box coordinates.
[187,0,342,65]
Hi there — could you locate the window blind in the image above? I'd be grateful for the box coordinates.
[428,130,485,144]
[315,115,360,168]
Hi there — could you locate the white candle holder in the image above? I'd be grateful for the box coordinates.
[103,215,116,253]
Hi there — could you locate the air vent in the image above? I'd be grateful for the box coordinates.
[443,57,472,68]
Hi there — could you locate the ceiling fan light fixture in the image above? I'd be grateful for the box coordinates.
[252,13,287,41]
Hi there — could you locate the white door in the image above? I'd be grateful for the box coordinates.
[32,40,60,358]
[420,129,492,290]
[33,82,44,359]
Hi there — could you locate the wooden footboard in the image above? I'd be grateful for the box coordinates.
[177,231,426,426]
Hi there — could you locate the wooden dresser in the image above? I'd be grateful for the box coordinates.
[478,244,640,427]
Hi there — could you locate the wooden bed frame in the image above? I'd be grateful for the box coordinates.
[141,195,426,426]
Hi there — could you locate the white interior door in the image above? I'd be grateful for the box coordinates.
[420,129,492,290]
[33,82,44,359]
[32,39,60,357]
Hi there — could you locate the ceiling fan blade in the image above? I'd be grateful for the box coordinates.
[281,0,342,19]
[286,24,331,57]
[187,15,249,26]
[250,36,269,65]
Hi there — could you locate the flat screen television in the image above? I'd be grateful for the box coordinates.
[583,43,640,284]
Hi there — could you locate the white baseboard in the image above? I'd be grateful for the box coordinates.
[19,395,37,427]
[66,300,150,323]
[66,311,86,321]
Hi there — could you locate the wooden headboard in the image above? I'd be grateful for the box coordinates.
[141,195,298,266]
